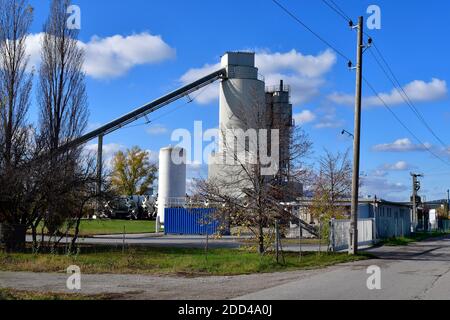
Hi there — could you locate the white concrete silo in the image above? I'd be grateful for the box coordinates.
[157,146,187,225]
[219,52,266,135]
[209,52,266,186]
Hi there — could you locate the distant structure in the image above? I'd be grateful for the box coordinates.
[265,79,293,181]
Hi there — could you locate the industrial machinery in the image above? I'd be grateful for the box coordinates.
[104,195,157,220]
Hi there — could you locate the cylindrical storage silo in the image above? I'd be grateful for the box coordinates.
[157,146,187,224]
[219,52,266,138]
[209,52,267,189]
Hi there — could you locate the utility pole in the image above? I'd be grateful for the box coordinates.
[96,135,103,214]
[410,173,423,232]
[447,189,449,218]
[349,16,364,255]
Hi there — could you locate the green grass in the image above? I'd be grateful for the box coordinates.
[381,231,450,247]
[0,288,121,300]
[0,247,370,276]
[30,219,158,237]
[73,219,157,236]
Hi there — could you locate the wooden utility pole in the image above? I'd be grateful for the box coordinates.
[97,135,103,214]
[447,189,449,218]
[411,173,423,232]
[349,16,364,255]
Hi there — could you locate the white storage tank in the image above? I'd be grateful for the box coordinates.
[157,146,187,224]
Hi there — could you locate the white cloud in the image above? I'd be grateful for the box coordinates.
[84,143,125,168]
[371,169,388,178]
[373,138,432,152]
[24,33,42,72]
[179,49,337,105]
[180,62,222,105]
[146,124,168,135]
[266,72,325,105]
[314,107,344,129]
[293,110,316,125]
[256,49,336,78]
[360,176,409,201]
[382,161,414,171]
[26,32,175,79]
[329,78,448,108]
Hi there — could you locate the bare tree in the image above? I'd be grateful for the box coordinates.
[315,149,352,204]
[38,0,88,150]
[195,89,312,254]
[0,0,34,243]
[34,0,91,247]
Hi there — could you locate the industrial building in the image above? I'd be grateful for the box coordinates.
[157,51,296,228]
[289,198,412,239]
[209,52,295,194]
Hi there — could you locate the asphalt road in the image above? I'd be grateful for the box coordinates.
[238,237,450,300]
[2,236,449,300]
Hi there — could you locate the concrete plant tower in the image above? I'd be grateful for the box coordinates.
[209,52,266,188]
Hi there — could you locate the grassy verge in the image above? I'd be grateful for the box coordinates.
[0,247,370,276]
[381,231,450,247]
[29,219,157,237]
[0,288,121,300]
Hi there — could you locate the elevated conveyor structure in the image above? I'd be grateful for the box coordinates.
[53,68,227,197]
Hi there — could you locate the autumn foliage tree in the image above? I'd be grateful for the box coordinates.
[309,149,353,240]
[111,146,157,196]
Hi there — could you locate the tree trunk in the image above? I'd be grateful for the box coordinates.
[31,224,37,251]
[258,223,265,254]
[71,202,86,254]
[70,216,82,253]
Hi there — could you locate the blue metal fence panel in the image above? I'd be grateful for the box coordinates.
[164,208,226,235]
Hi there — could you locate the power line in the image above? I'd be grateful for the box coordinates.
[320,0,449,150]
[271,0,351,62]
[369,42,448,149]
[321,0,351,23]
[423,172,450,177]
[363,77,450,167]
[329,0,352,21]
[273,0,450,168]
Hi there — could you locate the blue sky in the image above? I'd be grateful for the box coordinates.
[26,0,450,201]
